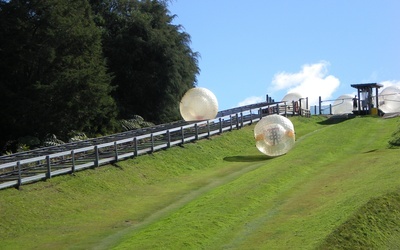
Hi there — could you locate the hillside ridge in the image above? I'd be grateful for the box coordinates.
[0,116,399,249]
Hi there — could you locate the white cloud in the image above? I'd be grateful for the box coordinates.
[380,80,400,90]
[237,96,264,107]
[271,61,340,106]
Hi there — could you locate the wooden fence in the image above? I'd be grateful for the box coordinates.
[0,101,309,190]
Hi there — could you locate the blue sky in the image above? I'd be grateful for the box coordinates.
[169,0,400,110]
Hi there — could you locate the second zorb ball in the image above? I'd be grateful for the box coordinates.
[180,87,218,121]
[254,114,295,157]
[332,94,353,114]
[379,86,400,113]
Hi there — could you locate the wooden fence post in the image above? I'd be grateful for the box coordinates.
[114,142,118,162]
[181,127,184,144]
[71,150,76,173]
[235,113,239,129]
[219,118,223,133]
[319,96,322,115]
[46,155,51,178]
[299,99,302,115]
[17,161,22,188]
[195,124,199,140]
[292,101,295,116]
[94,146,99,168]
[207,121,210,137]
[134,137,138,157]
[167,130,171,148]
[151,133,154,153]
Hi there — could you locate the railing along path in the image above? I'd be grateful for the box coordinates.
[0,101,309,190]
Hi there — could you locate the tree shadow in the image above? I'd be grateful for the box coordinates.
[223,155,271,162]
[317,114,355,125]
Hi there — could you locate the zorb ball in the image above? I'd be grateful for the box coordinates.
[281,92,302,103]
[379,86,400,113]
[254,114,295,157]
[332,94,353,114]
[281,92,306,107]
[180,87,218,121]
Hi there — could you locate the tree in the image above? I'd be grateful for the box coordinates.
[0,0,117,149]
[90,0,200,123]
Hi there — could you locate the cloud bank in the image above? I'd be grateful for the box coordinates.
[237,63,399,109]
[380,80,400,90]
[271,61,340,106]
[237,96,264,107]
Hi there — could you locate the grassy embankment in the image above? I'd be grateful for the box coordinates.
[0,115,399,249]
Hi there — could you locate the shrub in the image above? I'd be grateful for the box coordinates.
[388,122,400,148]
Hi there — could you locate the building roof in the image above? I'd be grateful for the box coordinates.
[350,83,383,89]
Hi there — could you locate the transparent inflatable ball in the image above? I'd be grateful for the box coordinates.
[379,86,400,113]
[254,114,295,157]
[180,87,218,121]
[332,94,354,114]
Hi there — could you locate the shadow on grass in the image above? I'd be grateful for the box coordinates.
[111,163,124,170]
[223,155,271,162]
[363,149,378,153]
[317,114,355,125]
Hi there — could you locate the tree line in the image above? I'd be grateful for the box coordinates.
[0,0,199,153]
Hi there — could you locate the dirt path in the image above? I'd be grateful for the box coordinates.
[94,160,267,250]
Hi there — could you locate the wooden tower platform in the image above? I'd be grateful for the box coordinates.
[351,83,383,115]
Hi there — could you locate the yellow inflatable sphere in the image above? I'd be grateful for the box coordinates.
[180,87,218,121]
[254,114,295,157]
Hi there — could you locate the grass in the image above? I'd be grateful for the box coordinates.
[113,116,400,249]
[318,190,400,249]
[0,120,261,249]
[0,115,399,249]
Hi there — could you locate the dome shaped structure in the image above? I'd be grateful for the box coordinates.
[281,92,307,110]
[378,86,400,113]
[254,114,295,157]
[332,94,353,114]
[180,87,218,121]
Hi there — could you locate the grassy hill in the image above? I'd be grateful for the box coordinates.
[0,115,399,249]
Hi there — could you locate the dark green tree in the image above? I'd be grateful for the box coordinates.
[0,0,117,149]
[90,0,200,123]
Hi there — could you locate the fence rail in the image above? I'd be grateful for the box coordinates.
[0,101,309,190]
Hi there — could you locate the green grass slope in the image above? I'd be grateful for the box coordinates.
[112,116,400,250]
[318,190,400,249]
[0,116,399,249]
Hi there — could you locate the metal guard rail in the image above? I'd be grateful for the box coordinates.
[0,101,308,190]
